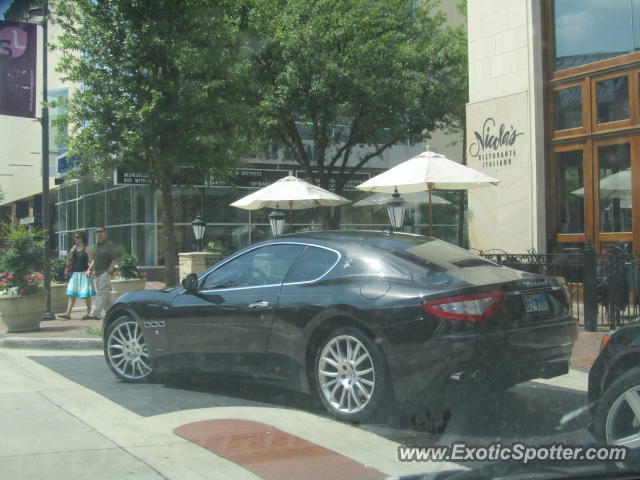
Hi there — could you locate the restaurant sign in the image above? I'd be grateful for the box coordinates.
[466,92,528,171]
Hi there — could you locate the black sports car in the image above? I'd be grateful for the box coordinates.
[589,321,640,447]
[103,231,578,422]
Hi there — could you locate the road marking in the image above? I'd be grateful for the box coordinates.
[176,419,387,480]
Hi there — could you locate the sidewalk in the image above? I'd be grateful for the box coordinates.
[0,281,166,348]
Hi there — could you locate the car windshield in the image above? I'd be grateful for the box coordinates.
[2,1,640,480]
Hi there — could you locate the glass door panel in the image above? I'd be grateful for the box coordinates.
[556,149,585,234]
[597,143,632,233]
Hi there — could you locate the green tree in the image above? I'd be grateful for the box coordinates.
[53,0,250,285]
[245,0,467,227]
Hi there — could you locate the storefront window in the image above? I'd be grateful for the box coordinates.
[556,150,584,234]
[596,76,629,124]
[554,86,582,130]
[207,189,250,223]
[106,226,131,258]
[106,187,132,226]
[554,0,633,70]
[83,192,106,228]
[68,200,78,231]
[598,143,632,233]
[132,187,155,224]
[133,224,156,266]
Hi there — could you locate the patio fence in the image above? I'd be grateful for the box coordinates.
[479,245,640,330]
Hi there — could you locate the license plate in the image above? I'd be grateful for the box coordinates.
[523,293,549,313]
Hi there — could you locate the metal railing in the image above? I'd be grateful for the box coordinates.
[480,246,640,330]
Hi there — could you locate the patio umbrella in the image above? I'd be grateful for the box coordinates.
[356,151,499,235]
[230,175,350,227]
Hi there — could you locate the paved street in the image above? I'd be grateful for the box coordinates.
[0,344,595,480]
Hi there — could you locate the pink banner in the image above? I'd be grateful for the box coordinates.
[0,21,37,118]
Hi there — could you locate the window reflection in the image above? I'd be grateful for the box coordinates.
[557,150,584,234]
[554,87,582,130]
[554,0,633,70]
[598,143,632,233]
[596,76,629,124]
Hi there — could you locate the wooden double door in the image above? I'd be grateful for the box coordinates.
[553,136,640,254]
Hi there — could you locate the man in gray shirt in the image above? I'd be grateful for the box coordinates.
[88,226,118,320]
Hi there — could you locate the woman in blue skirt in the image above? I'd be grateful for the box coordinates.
[59,230,96,320]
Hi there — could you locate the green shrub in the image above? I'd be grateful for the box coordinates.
[51,257,68,284]
[116,253,141,279]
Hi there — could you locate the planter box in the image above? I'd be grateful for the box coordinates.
[178,252,222,280]
[50,283,69,313]
[111,278,146,299]
[0,292,46,332]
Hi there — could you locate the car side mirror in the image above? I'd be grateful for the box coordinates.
[181,273,199,294]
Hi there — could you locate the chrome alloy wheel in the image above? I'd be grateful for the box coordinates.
[107,319,152,381]
[605,385,640,448]
[318,334,375,415]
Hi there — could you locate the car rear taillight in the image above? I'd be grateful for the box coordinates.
[423,291,506,323]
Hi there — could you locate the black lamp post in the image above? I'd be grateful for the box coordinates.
[385,188,407,231]
[268,209,286,236]
[191,215,206,252]
[30,1,55,321]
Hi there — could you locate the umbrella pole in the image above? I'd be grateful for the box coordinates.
[427,183,434,236]
[288,201,293,232]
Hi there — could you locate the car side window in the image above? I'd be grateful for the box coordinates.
[201,244,304,289]
[286,246,339,283]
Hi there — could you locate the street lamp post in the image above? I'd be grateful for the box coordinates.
[385,188,407,232]
[30,1,55,321]
[268,209,286,236]
[191,215,206,252]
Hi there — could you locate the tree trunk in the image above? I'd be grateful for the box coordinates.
[160,180,179,286]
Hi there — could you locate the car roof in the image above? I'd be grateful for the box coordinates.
[264,230,432,251]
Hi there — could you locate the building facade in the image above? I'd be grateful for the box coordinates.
[467,0,640,255]
[1,0,467,268]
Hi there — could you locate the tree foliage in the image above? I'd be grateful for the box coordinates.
[53,0,251,284]
[245,0,468,227]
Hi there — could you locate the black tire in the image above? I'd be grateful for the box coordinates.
[313,326,389,423]
[104,315,154,383]
[594,366,640,447]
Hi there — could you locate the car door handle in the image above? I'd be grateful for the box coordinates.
[248,301,269,309]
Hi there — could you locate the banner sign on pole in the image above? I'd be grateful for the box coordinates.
[0,21,37,118]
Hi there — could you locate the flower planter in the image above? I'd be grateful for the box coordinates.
[50,283,69,313]
[0,292,46,333]
[111,278,146,299]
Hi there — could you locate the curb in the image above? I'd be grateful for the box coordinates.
[0,337,102,350]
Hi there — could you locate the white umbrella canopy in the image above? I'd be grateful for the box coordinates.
[356,150,499,193]
[353,191,451,207]
[356,151,498,234]
[230,176,351,227]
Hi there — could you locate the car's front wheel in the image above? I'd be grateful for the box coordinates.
[104,315,154,382]
[314,326,388,423]
[595,366,640,447]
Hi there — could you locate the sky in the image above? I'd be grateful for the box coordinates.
[0,0,12,20]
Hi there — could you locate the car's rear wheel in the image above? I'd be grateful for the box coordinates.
[595,366,640,447]
[105,315,154,382]
[314,326,388,423]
